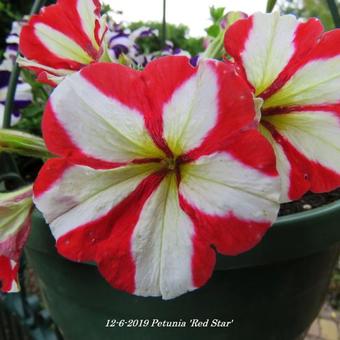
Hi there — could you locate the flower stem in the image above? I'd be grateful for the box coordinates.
[1,0,47,189]
[161,0,167,48]
[2,65,21,129]
[30,0,46,14]
[266,0,277,13]
[0,129,53,160]
[202,29,225,59]
[326,0,340,28]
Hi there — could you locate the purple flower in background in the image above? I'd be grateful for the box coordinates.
[161,40,191,57]
[108,31,132,59]
[107,24,196,67]
[130,26,158,40]
[0,71,32,126]
[189,55,200,67]
[2,20,27,69]
[107,25,159,66]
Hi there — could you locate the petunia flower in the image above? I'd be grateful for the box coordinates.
[18,0,109,86]
[225,12,340,202]
[33,56,280,299]
[0,185,34,293]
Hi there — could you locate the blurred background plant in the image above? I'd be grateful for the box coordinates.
[279,0,340,29]
[128,21,204,57]
[0,0,55,59]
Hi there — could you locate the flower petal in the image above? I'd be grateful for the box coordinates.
[259,124,294,202]
[0,256,19,293]
[179,132,280,255]
[262,109,340,200]
[0,185,33,260]
[17,56,73,86]
[131,173,197,299]
[43,63,165,167]
[161,59,219,155]
[52,171,166,294]
[33,158,161,241]
[180,154,279,224]
[75,0,102,49]
[225,12,323,95]
[140,56,197,155]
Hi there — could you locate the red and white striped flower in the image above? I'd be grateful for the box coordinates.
[0,185,33,293]
[225,12,340,202]
[18,0,109,86]
[0,256,19,293]
[34,56,280,299]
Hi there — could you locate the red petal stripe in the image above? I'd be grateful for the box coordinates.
[0,256,18,293]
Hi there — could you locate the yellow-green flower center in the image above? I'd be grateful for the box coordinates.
[160,158,178,171]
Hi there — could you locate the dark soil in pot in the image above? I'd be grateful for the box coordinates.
[279,188,340,216]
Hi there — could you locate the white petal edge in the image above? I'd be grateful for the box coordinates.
[260,124,291,203]
[76,0,100,49]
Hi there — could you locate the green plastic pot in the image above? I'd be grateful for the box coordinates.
[25,200,340,340]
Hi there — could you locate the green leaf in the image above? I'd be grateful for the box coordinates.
[21,103,44,118]
[210,6,225,22]
[205,24,220,38]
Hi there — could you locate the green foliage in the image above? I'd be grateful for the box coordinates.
[279,0,340,30]
[101,3,113,15]
[14,69,51,136]
[128,21,204,56]
[209,6,225,22]
[329,262,340,310]
[205,6,226,39]
[206,24,220,38]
